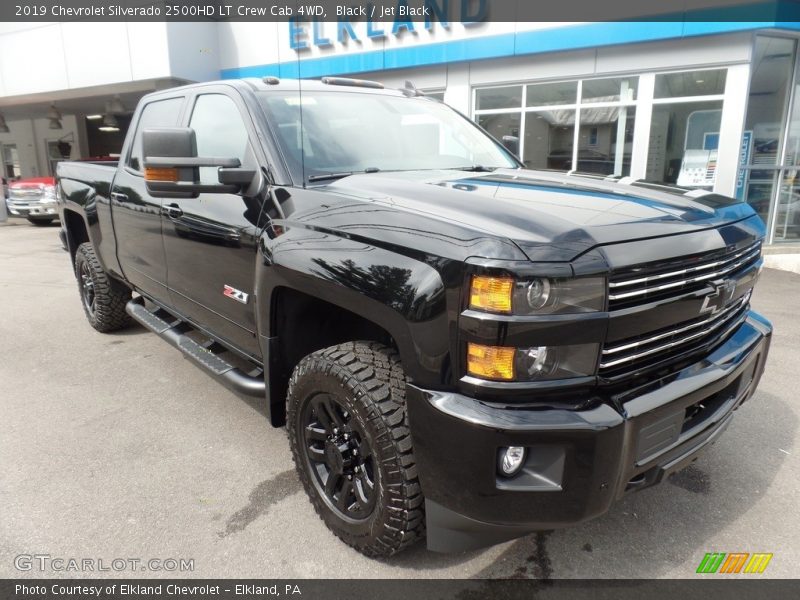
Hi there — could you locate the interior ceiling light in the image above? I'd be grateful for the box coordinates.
[98,126,120,133]
[47,104,62,120]
[86,114,103,120]
[48,118,63,130]
[108,95,126,114]
[103,113,118,128]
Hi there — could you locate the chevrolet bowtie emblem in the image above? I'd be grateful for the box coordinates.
[700,280,737,315]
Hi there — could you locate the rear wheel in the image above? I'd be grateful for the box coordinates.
[287,341,425,557]
[74,242,132,332]
[27,217,54,226]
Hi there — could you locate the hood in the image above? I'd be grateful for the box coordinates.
[322,169,756,262]
[10,177,55,189]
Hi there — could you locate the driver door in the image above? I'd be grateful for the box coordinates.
[161,89,267,359]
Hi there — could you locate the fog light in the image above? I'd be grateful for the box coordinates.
[498,446,527,476]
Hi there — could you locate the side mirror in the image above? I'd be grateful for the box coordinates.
[142,128,256,198]
[501,135,520,158]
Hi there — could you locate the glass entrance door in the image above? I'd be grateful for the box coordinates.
[772,169,800,241]
[741,35,800,243]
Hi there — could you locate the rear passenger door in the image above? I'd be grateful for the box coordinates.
[111,95,186,301]
[161,89,267,359]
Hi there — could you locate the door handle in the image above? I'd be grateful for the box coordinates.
[110,192,128,202]
[163,203,183,218]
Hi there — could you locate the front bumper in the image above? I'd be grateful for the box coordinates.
[6,198,58,218]
[407,310,772,553]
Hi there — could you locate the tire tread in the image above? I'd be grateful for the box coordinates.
[75,242,131,333]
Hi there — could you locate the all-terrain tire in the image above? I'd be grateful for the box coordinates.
[287,341,425,558]
[74,242,132,332]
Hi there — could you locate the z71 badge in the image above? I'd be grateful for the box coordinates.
[223,285,249,304]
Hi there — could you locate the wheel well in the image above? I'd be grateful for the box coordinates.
[63,209,89,268]
[268,287,397,425]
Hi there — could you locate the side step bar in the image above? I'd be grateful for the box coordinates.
[125,299,266,398]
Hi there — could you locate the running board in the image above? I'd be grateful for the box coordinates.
[125,299,265,398]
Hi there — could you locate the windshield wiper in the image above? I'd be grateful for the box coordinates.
[307,167,380,183]
[456,165,497,172]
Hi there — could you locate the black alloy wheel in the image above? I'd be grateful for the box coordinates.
[301,392,378,521]
[287,341,425,557]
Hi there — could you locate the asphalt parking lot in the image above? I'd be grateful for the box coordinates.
[1,220,798,579]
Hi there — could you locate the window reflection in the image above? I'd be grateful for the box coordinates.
[526,81,577,107]
[476,86,522,110]
[523,111,575,170]
[646,101,722,186]
[654,69,726,98]
[477,112,521,150]
[581,77,637,103]
[577,107,635,176]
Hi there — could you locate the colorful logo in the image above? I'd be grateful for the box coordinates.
[696,552,773,574]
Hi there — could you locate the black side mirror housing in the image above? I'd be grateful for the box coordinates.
[142,128,255,198]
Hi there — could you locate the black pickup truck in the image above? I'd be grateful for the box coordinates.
[57,77,772,557]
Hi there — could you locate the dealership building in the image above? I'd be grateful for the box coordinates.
[1,19,799,244]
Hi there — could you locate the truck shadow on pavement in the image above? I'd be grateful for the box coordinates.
[389,391,795,578]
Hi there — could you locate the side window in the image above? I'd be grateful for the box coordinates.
[189,94,252,185]
[127,97,184,173]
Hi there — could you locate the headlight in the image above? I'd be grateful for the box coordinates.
[470,275,605,315]
[42,186,57,200]
[514,344,599,380]
[467,342,599,381]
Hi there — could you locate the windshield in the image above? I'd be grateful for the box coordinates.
[259,90,518,183]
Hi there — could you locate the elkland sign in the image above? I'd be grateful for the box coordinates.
[288,0,488,50]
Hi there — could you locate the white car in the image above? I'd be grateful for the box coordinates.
[5,177,58,225]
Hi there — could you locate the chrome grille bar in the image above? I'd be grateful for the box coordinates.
[610,241,761,289]
[608,244,761,302]
[602,295,747,357]
[600,298,748,370]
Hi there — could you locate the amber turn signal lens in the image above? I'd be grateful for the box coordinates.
[470,275,513,313]
[467,343,515,380]
[144,167,179,182]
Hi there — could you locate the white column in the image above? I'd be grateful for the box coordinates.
[630,73,654,180]
[444,63,471,116]
[715,63,751,196]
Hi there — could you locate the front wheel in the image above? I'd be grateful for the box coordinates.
[287,341,425,558]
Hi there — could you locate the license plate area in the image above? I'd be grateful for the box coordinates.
[634,355,759,466]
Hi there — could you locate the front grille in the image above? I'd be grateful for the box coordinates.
[9,188,44,201]
[608,241,761,310]
[599,293,750,379]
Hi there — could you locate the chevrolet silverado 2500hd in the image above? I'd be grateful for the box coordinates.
[56,77,772,557]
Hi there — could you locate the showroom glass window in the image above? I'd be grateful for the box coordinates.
[646,69,726,187]
[474,76,637,176]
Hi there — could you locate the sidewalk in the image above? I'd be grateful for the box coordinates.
[763,244,800,275]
